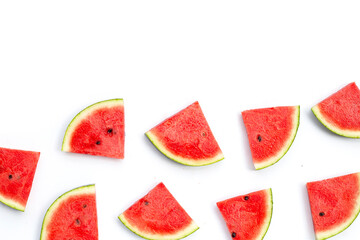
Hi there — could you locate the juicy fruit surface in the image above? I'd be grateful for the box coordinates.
[312,82,360,137]
[146,101,223,165]
[0,147,40,211]
[307,173,360,240]
[217,189,272,240]
[63,99,124,158]
[242,106,299,169]
[41,185,98,240]
[119,182,199,239]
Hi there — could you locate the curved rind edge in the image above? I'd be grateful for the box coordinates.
[62,99,124,152]
[254,106,300,170]
[145,131,224,166]
[311,105,360,138]
[260,188,273,240]
[314,173,360,240]
[40,184,96,240]
[0,194,25,212]
[0,150,41,212]
[119,213,199,240]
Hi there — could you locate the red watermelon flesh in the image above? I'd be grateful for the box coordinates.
[119,182,199,239]
[40,185,98,240]
[217,189,273,240]
[306,173,360,240]
[146,101,224,166]
[0,147,40,211]
[242,106,300,169]
[62,99,124,159]
[312,82,360,138]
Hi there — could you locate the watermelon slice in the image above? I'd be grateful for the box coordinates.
[62,99,125,158]
[145,101,224,166]
[119,182,199,240]
[0,147,40,211]
[306,173,360,240]
[216,189,273,240]
[40,184,98,240]
[312,82,360,138]
[242,106,300,170]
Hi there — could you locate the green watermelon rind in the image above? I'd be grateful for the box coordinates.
[308,173,360,240]
[0,149,40,212]
[145,131,224,167]
[217,188,273,240]
[0,194,26,212]
[40,184,96,240]
[260,188,273,240]
[61,98,124,155]
[312,105,360,138]
[119,213,199,240]
[254,106,300,170]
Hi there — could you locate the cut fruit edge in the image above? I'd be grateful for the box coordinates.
[145,131,224,166]
[216,188,273,240]
[40,184,96,240]
[309,173,360,240]
[311,105,360,138]
[0,149,40,212]
[0,194,26,212]
[254,106,300,170]
[62,99,124,152]
[119,213,199,240]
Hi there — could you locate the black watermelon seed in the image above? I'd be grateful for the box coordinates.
[144,201,149,206]
[96,141,101,145]
[107,128,113,134]
[83,204,87,208]
[202,132,206,137]
[244,196,249,201]
[232,232,236,238]
[8,174,13,180]
[257,135,262,142]
[319,212,325,216]
[76,219,80,225]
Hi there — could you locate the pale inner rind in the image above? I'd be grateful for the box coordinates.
[119,213,199,240]
[256,189,273,240]
[145,131,224,166]
[315,173,360,240]
[0,194,25,211]
[40,185,96,240]
[312,105,360,138]
[62,99,124,152]
[254,106,300,170]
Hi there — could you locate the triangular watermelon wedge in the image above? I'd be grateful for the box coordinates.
[0,147,40,211]
[146,101,224,166]
[242,106,300,170]
[119,182,199,240]
[40,184,98,240]
[62,99,125,159]
[312,82,360,138]
[216,189,273,240]
[306,173,360,240]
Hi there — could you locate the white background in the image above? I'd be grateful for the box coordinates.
[1,0,360,239]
